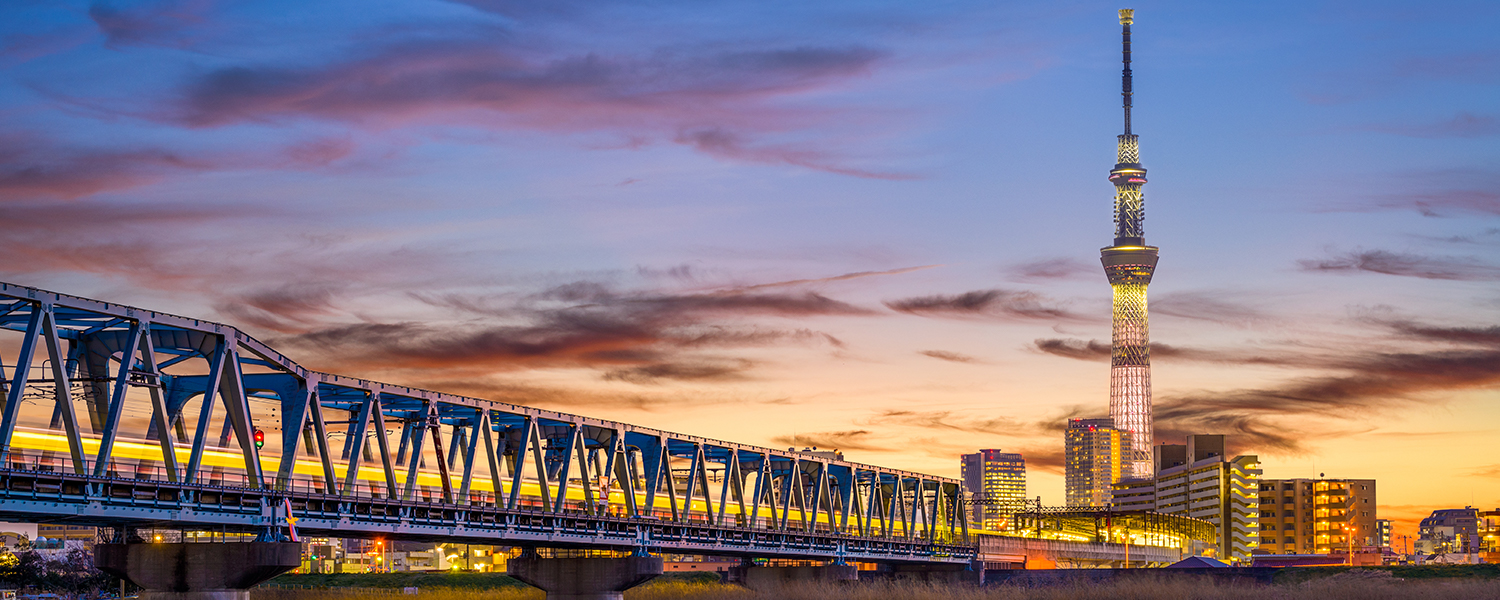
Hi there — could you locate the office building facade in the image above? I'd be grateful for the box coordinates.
[1109,435,1261,564]
[1255,478,1377,555]
[961,449,1026,530]
[1417,508,1481,555]
[1064,418,1131,507]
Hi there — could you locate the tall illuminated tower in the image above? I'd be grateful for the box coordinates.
[1102,8,1158,480]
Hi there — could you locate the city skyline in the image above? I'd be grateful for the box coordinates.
[1,0,1497,546]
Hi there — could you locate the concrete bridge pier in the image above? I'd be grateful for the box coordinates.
[506,553,664,600]
[873,562,980,584]
[95,542,302,600]
[737,563,859,589]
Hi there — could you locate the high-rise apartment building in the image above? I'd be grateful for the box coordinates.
[1417,508,1481,555]
[1064,418,1131,507]
[1255,478,1377,555]
[1109,435,1260,564]
[1100,9,1159,480]
[960,450,1026,531]
[1375,519,1393,549]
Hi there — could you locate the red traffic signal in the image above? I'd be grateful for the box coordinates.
[253,428,265,449]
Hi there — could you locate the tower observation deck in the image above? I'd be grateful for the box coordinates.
[1102,8,1158,480]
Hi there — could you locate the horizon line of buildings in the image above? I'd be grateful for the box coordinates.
[958,424,1496,565]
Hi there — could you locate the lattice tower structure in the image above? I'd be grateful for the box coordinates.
[1101,8,1160,480]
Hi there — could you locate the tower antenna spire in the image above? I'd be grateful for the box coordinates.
[1102,8,1158,481]
[1120,9,1133,135]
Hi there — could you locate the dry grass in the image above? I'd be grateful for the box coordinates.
[253,573,1500,600]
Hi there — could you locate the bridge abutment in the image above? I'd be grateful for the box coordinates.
[506,554,663,600]
[95,542,302,600]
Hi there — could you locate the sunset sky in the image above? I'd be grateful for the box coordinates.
[2,0,1497,542]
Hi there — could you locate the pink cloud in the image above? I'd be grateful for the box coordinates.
[175,42,883,128]
[162,39,906,177]
[0,134,214,200]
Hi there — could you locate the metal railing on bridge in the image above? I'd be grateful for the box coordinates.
[0,282,972,563]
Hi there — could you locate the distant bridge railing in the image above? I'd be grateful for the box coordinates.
[0,282,972,563]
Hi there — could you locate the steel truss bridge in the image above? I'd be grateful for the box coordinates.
[0,282,972,564]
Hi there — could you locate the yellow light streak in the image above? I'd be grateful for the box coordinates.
[9,429,933,534]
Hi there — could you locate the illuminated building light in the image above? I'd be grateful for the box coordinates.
[961,450,1025,530]
[1064,418,1130,507]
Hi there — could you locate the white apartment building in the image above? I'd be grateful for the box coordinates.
[1110,435,1261,564]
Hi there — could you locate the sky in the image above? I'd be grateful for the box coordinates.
[2,0,1498,543]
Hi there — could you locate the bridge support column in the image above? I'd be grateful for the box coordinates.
[873,562,979,584]
[739,564,858,589]
[506,555,663,600]
[95,542,302,600]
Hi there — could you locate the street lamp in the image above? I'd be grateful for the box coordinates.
[1350,525,1362,564]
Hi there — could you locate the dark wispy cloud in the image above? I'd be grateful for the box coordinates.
[918,350,976,363]
[1300,249,1500,281]
[1417,228,1500,246]
[89,0,214,49]
[1299,51,1500,105]
[1015,446,1065,473]
[1034,318,1500,455]
[1393,190,1500,217]
[864,409,1082,438]
[1397,51,1500,87]
[1389,320,1500,345]
[0,131,365,201]
[0,23,94,65]
[159,34,900,177]
[213,283,344,333]
[180,41,883,125]
[730,265,937,292]
[1330,168,1500,217]
[1006,257,1093,282]
[1033,338,1110,360]
[884,289,1083,321]
[0,134,212,200]
[770,430,880,452]
[673,128,915,180]
[602,359,755,384]
[0,198,245,284]
[411,376,792,412]
[272,280,867,387]
[1367,112,1500,139]
[1032,338,1292,365]
[1153,291,1270,326]
[1151,320,1500,454]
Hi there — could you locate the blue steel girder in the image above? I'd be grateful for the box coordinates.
[0,281,972,560]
